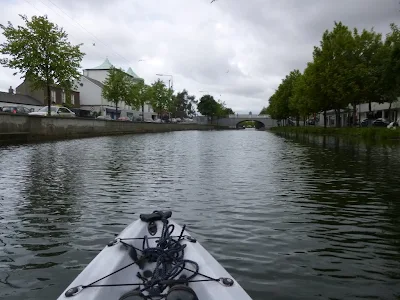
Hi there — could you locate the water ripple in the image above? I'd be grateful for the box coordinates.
[0,131,400,299]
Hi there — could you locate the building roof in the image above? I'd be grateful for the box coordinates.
[85,58,144,81]
[87,58,114,70]
[82,75,104,88]
[0,91,43,106]
[126,67,139,79]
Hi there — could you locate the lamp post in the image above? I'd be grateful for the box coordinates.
[156,73,174,121]
[156,74,173,90]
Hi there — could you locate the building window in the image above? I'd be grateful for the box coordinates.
[61,91,66,103]
[71,94,75,105]
[51,90,56,103]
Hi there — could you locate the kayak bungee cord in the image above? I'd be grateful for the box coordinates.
[64,211,234,299]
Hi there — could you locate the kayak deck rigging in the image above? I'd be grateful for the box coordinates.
[64,211,234,300]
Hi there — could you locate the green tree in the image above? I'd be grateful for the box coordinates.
[223,107,235,115]
[127,79,151,121]
[197,94,220,121]
[265,70,301,124]
[214,100,234,118]
[316,22,357,127]
[102,67,131,120]
[265,95,279,119]
[266,22,400,128]
[259,107,268,115]
[289,64,322,126]
[170,89,197,118]
[380,23,400,121]
[149,79,173,118]
[351,27,384,121]
[0,15,84,116]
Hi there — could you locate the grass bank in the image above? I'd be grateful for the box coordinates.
[270,126,400,141]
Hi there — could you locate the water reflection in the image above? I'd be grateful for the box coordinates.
[274,133,400,299]
[0,131,399,300]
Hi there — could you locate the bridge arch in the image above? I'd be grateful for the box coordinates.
[208,115,276,128]
[236,120,266,129]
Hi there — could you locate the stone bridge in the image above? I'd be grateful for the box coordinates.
[211,114,277,129]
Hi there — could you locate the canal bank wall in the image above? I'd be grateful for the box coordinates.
[270,126,400,142]
[0,113,220,143]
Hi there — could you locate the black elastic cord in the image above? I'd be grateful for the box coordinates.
[120,240,143,252]
[73,217,223,299]
[83,261,137,287]
[119,235,190,241]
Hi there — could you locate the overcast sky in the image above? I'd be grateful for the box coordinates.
[0,0,399,113]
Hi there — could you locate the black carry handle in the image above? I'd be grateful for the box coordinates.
[140,211,172,223]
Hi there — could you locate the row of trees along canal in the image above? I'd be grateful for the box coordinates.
[260,22,400,128]
[0,15,234,120]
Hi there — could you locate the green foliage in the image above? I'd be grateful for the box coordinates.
[380,24,400,107]
[259,107,268,115]
[197,95,219,119]
[265,70,302,120]
[170,89,197,118]
[223,107,234,116]
[127,79,151,121]
[102,67,131,118]
[216,100,234,118]
[265,21,400,127]
[0,15,84,115]
[149,79,173,116]
[197,95,234,119]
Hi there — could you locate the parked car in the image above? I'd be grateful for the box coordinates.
[2,105,32,114]
[117,117,131,121]
[360,118,369,127]
[387,121,399,129]
[29,106,76,117]
[306,119,316,125]
[96,115,112,120]
[372,118,389,127]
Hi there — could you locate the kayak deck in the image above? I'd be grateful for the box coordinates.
[58,211,252,300]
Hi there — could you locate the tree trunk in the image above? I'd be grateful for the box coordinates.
[388,101,392,122]
[335,109,341,128]
[141,103,144,122]
[116,101,118,120]
[296,115,300,127]
[352,102,357,127]
[323,110,327,128]
[368,100,372,113]
[47,84,51,116]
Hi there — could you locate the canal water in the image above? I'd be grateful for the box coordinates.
[0,130,399,300]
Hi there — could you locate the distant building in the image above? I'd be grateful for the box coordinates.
[15,80,80,108]
[317,100,400,127]
[76,58,157,120]
[0,86,42,110]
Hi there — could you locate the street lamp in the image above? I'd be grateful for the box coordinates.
[156,73,174,121]
[156,73,173,90]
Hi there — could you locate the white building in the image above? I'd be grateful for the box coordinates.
[317,99,400,127]
[76,58,156,120]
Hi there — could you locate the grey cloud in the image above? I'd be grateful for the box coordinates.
[0,0,399,113]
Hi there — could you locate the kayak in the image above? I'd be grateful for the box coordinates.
[57,211,253,300]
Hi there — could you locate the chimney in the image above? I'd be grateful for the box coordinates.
[8,86,13,94]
